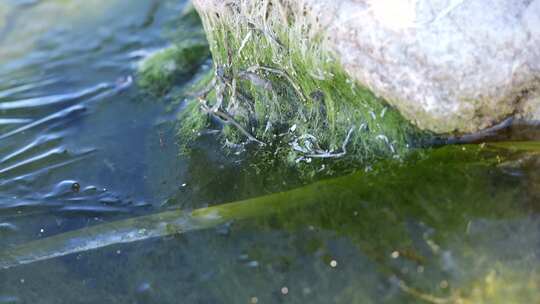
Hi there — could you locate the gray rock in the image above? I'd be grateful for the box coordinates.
[193,0,540,134]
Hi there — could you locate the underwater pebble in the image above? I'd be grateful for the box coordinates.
[250,297,258,304]
[281,287,289,295]
[391,251,400,259]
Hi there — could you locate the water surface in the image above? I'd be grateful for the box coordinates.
[0,1,539,303]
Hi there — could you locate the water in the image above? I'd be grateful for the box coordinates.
[0,1,539,303]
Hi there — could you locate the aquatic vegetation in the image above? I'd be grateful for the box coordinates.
[2,142,539,304]
[176,93,212,154]
[176,1,432,165]
[2,2,539,303]
[137,40,210,96]
[456,267,539,304]
[195,141,540,303]
[136,2,211,96]
[489,140,540,151]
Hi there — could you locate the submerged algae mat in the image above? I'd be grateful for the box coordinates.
[2,142,540,303]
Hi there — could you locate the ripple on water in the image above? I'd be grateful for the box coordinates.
[0,1,192,238]
[1,84,109,214]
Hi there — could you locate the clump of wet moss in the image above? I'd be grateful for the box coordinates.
[176,96,212,155]
[176,1,432,166]
[137,39,210,96]
[137,3,210,96]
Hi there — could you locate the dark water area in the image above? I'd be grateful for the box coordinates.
[0,1,539,303]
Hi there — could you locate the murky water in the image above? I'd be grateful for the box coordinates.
[1,1,539,303]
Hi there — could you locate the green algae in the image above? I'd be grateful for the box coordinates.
[136,2,210,96]
[173,4,432,165]
[1,142,539,303]
[137,40,210,96]
[176,95,211,154]
[194,141,540,304]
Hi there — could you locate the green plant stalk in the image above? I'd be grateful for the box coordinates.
[0,168,334,270]
[1,142,537,270]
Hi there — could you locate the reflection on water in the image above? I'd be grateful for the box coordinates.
[0,0,189,211]
[0,0,539,303]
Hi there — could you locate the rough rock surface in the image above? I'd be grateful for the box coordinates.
[193,0,540,134]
